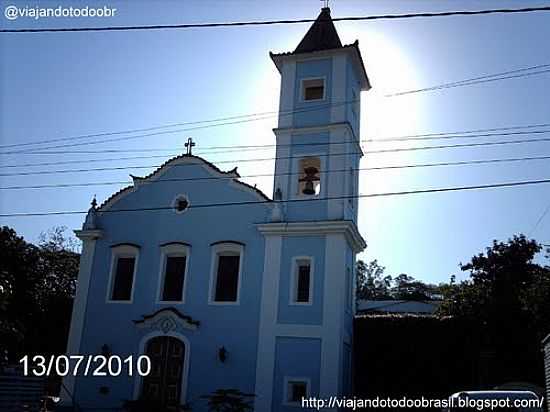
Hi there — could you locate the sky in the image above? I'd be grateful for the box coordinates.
[1,0,549,284]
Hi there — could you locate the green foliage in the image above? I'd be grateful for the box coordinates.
[355,259,441,302]
[0,225,80,361]
[356,259,392,300]
[438,234,550,384]
[201,389,255,412]
[439,235,550,332]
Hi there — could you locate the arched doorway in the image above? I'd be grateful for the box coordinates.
[141,336,185,408]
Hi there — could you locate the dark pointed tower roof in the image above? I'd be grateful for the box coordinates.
[294,7,342,53]
[270,7,371,90]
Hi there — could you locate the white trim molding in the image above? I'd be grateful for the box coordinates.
[73,229,103,240]
[283,376,311,407]
[60,230,102,405]
[320,233,347,406]
[208,242,244,306]
[270,46,370,91]
[289,256,315,306]
[299,76,327,103]
[257,220,366,253]
[106,244,140,304]
[156,243,191,304]
[254,235,283,412]
[273,121,362,157]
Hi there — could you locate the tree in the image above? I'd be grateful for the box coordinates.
[439,235,550,326]
[439,235,550,385]
[392,274,441,301]
[0,225,80,361]
[356,260,392,301]
[356,260,441,302]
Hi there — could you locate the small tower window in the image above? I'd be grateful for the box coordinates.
[302,78,325,101]
[290,257,314,305]
[284,377,310,406]
[298,157,321,196]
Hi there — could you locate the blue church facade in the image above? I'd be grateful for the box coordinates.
[62,8,369,411]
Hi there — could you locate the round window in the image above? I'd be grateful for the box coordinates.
[173,195,190,214]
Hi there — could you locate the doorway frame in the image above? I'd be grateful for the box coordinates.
[133,331,191,405]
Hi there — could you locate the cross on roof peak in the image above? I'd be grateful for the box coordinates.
[321,0,330,9]
[184,137,196,155]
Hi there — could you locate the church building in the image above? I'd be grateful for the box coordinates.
[62,7,369,411]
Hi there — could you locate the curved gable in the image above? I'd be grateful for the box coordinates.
[99,154,271,212]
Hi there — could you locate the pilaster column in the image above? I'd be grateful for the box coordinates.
[60,229,102,405]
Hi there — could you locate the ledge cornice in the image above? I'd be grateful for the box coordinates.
[257,220,366,253]
[273,121,362,157]
[74,229,103,240]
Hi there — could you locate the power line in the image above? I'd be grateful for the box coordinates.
[529,201,550,237]
[1,154,549,191]
[1,177,549,217]
[2,6,550,33]
[2,89,549,153]
[2,136,550,178]
[385,65,550,97]
[0,100,360,155]
[0,99,357,151]
[4,128,550,159]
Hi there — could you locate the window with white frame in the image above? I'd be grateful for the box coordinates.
[284,377,310,406]
[108,244,139,302]
[158,243,189,302]
[301,78,325,101]
[297,157,321,196]
[290,257,313,304]
[209,242,243,304]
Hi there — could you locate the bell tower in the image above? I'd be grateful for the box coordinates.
[256,9,369,411]
[270,7,370,223]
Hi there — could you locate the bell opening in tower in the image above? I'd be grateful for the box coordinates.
[298,157,321,196]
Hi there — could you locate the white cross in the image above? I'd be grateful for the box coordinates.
[184,137,196,155]
[321,0,329,8]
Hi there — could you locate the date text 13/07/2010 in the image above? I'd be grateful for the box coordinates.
[18,355,151,377]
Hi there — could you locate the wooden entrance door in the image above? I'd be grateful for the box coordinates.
[141,336,185,409]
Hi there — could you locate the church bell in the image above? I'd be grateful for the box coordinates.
[299,166,320,195]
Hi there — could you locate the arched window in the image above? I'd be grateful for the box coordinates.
[107,244,139,303]
[208,242,244,304]
[298,157,321,196]
[157,243,190,303]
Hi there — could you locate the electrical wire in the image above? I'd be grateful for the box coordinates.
[1,154,549,191]
[2,135,550,177]
[4,128,550,159]
[1,177,549,217]
[2,6,549,33]
[529,201,550,237]
[385,67,550,97]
